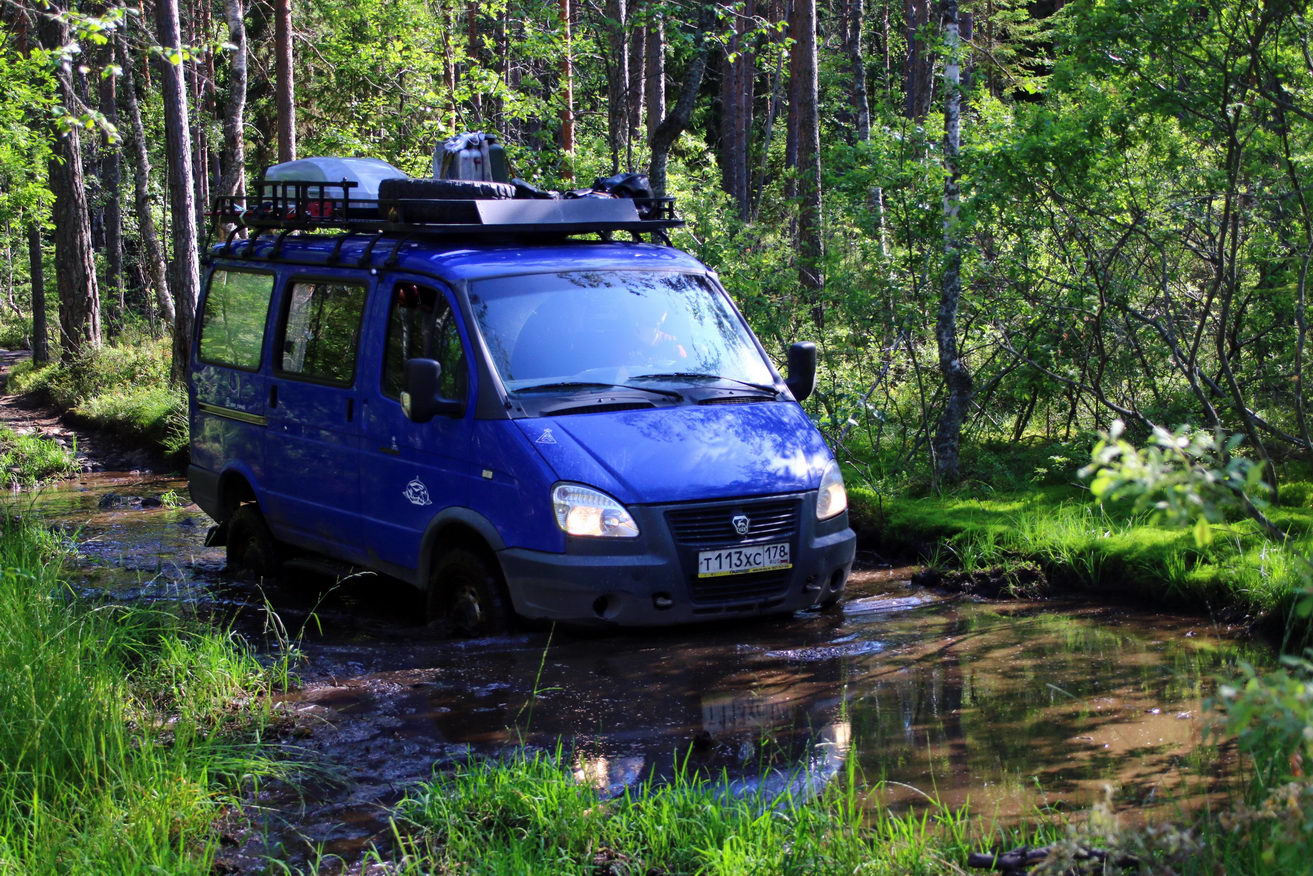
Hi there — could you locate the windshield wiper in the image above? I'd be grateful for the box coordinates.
[513,380,684,401]
[630,372,780,395]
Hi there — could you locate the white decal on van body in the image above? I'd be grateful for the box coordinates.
[536,429,557,445]
[404,477,433,506]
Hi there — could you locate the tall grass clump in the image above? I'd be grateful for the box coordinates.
[0,425,78,487]
[383,748,1016,875]
[7,331,187,461]
[0,512,282,873]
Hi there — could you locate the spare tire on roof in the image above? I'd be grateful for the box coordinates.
[378,177,517,223]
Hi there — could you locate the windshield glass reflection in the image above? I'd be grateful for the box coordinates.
[469,271,776,392]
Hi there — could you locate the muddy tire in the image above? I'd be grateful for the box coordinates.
[817,589,844,610]
[428,548,512,637]
[226,503,280,578]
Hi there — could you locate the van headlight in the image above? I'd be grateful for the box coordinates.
[816,460,848,520]
[552,483,640,538]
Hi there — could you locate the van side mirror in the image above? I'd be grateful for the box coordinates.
[784,342,817,402]
[401,359,464,422]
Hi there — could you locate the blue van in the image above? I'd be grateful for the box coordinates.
[189,164,856,633]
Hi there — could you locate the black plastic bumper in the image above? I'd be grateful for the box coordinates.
[497,492,856,626]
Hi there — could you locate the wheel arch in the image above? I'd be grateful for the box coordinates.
[418,507,507,591]
[216,465,261,520]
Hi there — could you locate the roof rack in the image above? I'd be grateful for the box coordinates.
[210,175,684,245]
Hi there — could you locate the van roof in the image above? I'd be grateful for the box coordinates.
[214,234,711,283]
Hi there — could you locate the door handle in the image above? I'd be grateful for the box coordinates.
[346,398,354,422]
[269,385,278,408]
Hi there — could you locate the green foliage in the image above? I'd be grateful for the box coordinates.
[1084,420,1270,546]
[0,513,285,872]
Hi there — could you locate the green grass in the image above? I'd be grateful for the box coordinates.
[848,480,1313,632]
[0,425,78,487]
[0,511,288,872]
[371,746,1313,875]
[379,748,1016,875]
[7,333,187,461]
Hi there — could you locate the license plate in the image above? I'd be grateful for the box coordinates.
[696,542,791,577]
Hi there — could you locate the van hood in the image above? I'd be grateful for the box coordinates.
[514,402,831,505]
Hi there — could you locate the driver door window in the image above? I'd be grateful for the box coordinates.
[382,283,468,402]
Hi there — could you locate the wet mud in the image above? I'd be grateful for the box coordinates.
[18,471,1272,872]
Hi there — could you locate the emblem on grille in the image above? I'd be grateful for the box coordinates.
[731,514,751,536]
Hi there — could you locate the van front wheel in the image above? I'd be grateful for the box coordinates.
[428,548,512,637]
[226,503,280,578]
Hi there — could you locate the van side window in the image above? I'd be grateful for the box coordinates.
[383,283,468,401]
[198,270,275,369]
[279,281,367,385]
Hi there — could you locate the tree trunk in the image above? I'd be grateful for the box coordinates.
[605,0,628,173]
[846,0,871,140]
[559,0,574,177]
[157,0,201,383]
[627,3,645,166]
[219,0,248,198]
[27,222,48,364]
[122,35,175,325]
[791,0,824,325]
[649,28,710,197]
[904,0,933,119]
[274,0,296,163]
[98,68,124,326]
[933,0,972,483]
[39,5,101,361]
[644,13,665,143]
[720,0,754,220]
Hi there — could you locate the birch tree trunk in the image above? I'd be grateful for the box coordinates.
[644,13,665,143]
[649,31,710,197]
[98,69,124,325]
[157,0,201,383]
[122,34,175,326]
[218,0,248,198]
[626,4,645,165]
[933,0,973,483]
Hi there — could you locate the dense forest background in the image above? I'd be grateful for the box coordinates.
[1,0,1310,490]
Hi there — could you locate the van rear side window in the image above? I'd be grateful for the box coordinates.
[199,270,275,369]
[279,281,367,385]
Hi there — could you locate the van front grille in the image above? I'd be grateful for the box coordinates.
[666,499,799,547]
[690,571,791,604]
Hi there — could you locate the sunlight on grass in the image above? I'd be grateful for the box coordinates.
[0,512,287,872]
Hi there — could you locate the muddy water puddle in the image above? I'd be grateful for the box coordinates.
[18,471,1273,869]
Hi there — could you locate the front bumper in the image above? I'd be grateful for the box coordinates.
[497,491,856,626]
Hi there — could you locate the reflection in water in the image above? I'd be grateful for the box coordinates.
[23,472,1274,868]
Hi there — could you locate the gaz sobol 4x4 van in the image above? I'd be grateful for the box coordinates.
[190,158,856,634]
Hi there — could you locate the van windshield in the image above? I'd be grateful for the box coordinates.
[469,271,776,394]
